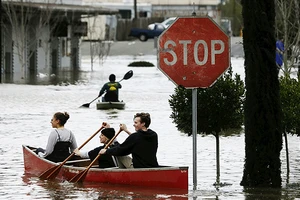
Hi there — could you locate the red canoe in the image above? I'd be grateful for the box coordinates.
[22,145,188,190]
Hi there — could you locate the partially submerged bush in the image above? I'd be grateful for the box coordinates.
[169,67,245,136]
[280,76,300,135]
[128,61,155,67]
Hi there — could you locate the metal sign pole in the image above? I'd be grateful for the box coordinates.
[191,5,197,191]
[192,88,197,190]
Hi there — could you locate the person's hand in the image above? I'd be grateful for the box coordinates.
[113,138,118,143]
[99,149,106,154]
[38,152,44,157]
[120,123,131,134]
[74,148,82,157]
[103,122,110,128]
[119,123,128,131]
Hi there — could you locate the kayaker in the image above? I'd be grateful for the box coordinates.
[98,74,122,102]
[99,112,159,168]
[74,127,119,168]
[36,112,78,162]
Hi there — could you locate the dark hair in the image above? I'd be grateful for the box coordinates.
[53,112,70,126]
[134,112,151,128]
[109,74,116,82]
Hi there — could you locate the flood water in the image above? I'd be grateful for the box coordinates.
[1,55,300,199]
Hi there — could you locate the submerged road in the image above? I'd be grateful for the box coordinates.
[81,37,244,58]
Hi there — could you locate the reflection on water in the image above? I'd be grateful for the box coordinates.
[1,55,300,199]
[9,68,89,85]
[22,173,188,200]
[104,109,122,119]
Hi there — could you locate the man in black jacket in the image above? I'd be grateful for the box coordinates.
[99,113,159,168]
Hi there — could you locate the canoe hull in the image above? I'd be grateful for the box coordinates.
[96,101,125,110]
[23,145,188,190]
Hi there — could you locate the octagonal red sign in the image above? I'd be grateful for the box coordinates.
[157,17,230,88]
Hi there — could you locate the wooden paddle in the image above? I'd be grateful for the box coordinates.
[69,128,123,183]
[80,70,134,108]
[39,124,106,180]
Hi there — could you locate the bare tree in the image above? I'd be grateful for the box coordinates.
[2,0,55,80]
[275,0,300,77]
[81,15,112,71]
[275,0,300,183]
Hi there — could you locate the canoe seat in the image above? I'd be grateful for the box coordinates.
[64,159,91,167]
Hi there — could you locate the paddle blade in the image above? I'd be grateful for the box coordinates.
[69,170,87,183]
[123,70,133,80]
[39,165,62,180]
[80,103,90,108]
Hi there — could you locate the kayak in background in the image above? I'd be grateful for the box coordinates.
[96,101,125,110]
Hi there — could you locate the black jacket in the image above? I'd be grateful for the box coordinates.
[88,142,119,168]
[106,129,159,168]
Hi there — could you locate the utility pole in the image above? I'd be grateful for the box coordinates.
[233,0,236,36]
[134,0,137,20]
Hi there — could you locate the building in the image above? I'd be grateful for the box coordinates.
[83,0,221,22]
[0,0,118,84]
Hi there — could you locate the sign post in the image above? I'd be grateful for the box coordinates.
[157,16,230,190]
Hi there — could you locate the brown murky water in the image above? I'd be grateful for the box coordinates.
[0,55,299,199]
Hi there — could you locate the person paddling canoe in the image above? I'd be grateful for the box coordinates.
[99,113,159,168]
[74,125,119,168]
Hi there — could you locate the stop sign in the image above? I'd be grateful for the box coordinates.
[157,17,230,88]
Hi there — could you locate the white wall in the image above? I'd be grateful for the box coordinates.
[82,16,107,40]
[81,15,117,41]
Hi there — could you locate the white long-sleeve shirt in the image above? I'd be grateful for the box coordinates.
[39,128,77,158]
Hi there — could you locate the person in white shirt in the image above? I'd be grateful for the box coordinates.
[36,112,78,162]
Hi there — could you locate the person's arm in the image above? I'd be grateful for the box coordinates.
[98,83,107,97]
[88,146,103,161]
[276,47,284,54]
[42,130,58,157]
[120,123,131,135]
[74,148,89,158]
[118,82,122,89]
[69,131,78,152]
[100,134,135,156]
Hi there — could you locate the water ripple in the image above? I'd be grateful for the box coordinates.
[0,56,299,199]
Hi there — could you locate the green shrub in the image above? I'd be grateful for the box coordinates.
[280,76,300,136]
[128,61,155,67]
[169,67,245,135]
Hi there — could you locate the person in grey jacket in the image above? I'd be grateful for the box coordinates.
[36,112,78,162]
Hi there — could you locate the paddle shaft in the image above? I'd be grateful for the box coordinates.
[69,128,123,183]
[39,125,105,179]
[88,96,100,105]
